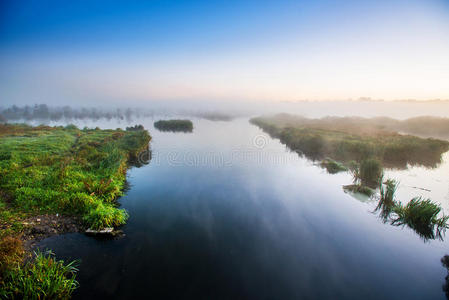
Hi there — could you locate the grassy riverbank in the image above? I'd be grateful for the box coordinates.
[0,124,150,297]
[251,114,449,194]
[251,114,449,169]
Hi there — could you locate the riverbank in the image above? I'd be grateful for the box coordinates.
[0,124,150,298]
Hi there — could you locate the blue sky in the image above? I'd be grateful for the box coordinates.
[1,0,449,105]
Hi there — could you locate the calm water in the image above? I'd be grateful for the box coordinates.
[38,118,449,299]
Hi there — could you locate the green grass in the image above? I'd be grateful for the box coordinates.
[0,124,151,230]
[375,179,449,241]
[392,197,449,241]
[154,119,193,132]
[0,250,79,299]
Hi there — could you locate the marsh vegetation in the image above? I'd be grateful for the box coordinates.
[251,114,449,169]
[1,250,79,299]
[154,119,193,132]
[375,179,449,241]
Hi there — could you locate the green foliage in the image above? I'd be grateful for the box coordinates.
[154,119,193,132]
[0,124,150,230]
[0,251,79,300]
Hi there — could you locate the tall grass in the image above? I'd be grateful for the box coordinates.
[0,251,79,299]
[392,197,449,241]
[375,179,449,241]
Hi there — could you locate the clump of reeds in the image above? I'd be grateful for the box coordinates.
[392,197,449,240]
[0,250,79,299]
[375,179,449,241]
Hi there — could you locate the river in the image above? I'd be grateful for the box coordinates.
[38,117,449,299]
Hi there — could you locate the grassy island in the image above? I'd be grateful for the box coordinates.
[251,114,449,169]
[0,124,150,298]
[154,119,193,132]
[251,114,449,194]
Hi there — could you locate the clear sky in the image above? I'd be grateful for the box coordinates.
[1,0,449,105]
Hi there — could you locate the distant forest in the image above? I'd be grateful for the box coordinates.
[0,104,151,123]
[0,104,235,123]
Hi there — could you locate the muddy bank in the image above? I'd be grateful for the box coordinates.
[20,214,82,251]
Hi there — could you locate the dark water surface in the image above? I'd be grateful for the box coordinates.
[38,118,449,299]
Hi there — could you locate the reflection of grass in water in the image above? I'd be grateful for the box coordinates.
[376,179,398,222]
[375,179,449,241]
[343,184,374,197]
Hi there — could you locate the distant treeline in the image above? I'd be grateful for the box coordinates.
[0,104,152,123]
[0,104,236,123]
